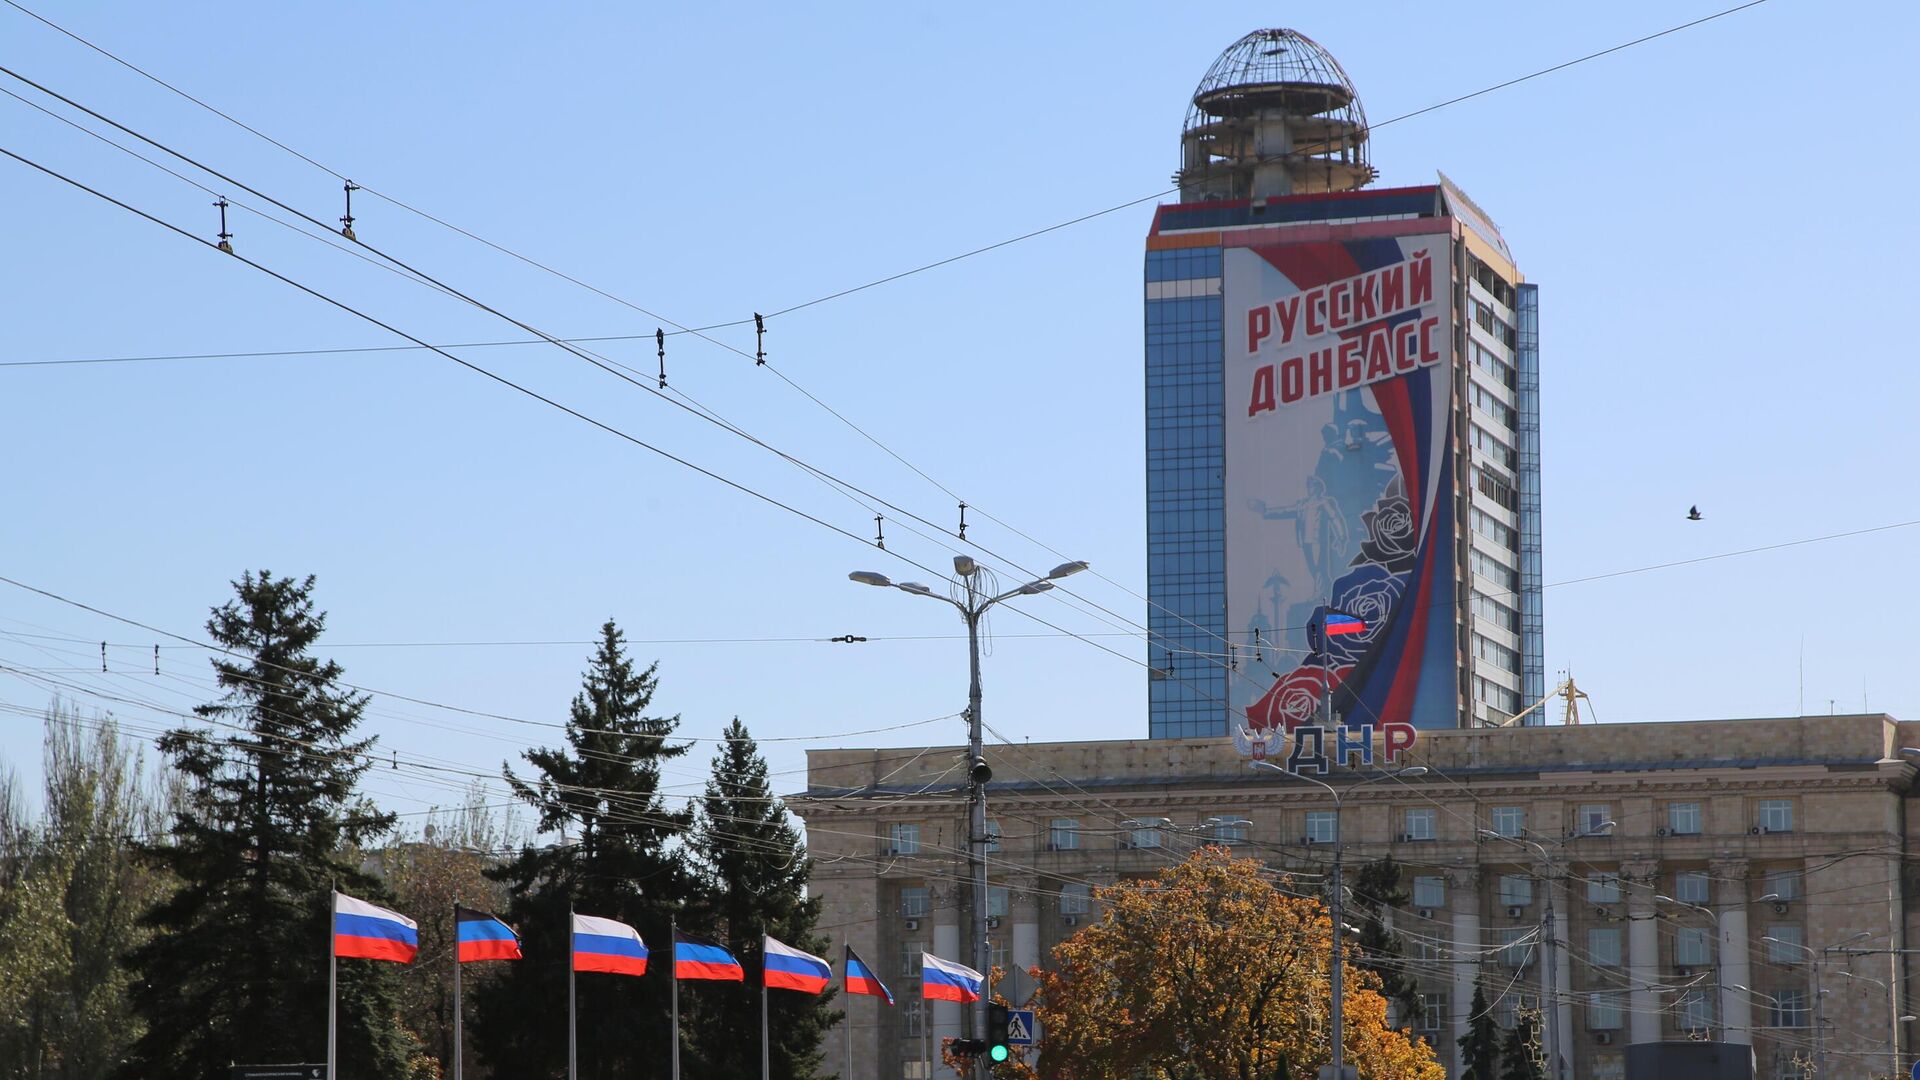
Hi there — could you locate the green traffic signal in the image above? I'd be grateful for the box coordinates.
[989,1044,1010,1063]
[985,1001,1011,1063]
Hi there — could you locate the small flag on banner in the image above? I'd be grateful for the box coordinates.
[1323,611,1366,636]
[674,930,745,982]
[456,905,522,963]
[333,892,418,963]
[844,945,894,1005]
[572,913,648,976]
[762,935,832,994]
[921,952,984,1003]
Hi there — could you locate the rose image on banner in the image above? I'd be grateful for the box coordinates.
[1350,479,1417,572]
[1315,567,1409,666]
[1246,664,1353,733]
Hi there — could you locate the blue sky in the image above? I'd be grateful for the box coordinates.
[3,1,1916,820]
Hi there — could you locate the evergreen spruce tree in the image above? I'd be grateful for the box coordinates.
[120,571,418,1080]
[1349,857,1421,1020]
[474,621,694,1080]
[1498,1008,1545,1080]
[1457,983,1500,1080]
[689,718,835,1080]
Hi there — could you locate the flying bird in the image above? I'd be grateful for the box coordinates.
[1687,506,1703,521]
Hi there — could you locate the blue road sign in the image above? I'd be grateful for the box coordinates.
[1006,1008,1037,1046]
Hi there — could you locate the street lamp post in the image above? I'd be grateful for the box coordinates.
[850,557,1087,1073]
[1761,932,1868,1078]
[1251,761,1426,1079]
[1657,894,1725,1041]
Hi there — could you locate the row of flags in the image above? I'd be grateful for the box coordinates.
[330,891,987,1004]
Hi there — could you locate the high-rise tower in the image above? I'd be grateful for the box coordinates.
[1146,29,1543,739]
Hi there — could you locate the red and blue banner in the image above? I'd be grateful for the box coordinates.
[674,931,744,982]
[921,952,984,1004]
[844,945,894,1005]
[455,905,521,963]
[762,935,832,994]
[333,892,418,963]
[572,913,648,976]
[1225,231,1458,744]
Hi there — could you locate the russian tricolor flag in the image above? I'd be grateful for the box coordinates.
[675,931,745,982]
[333,892,418,963]
[456,906,521,963]
[844,945,893,1005]
[921,952,984,1004]
[762,935,832,994]
[572,913,648,976]
[1323,611,1366,636]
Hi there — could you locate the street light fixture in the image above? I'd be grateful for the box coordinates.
[1249,762,1424,1078]
[847,554,1087,1070]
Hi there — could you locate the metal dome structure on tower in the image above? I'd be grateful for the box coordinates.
[1177,29,1376,203]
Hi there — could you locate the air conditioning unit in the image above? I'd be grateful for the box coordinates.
[1301,836,1316,845]
[1656,827,1671,838]
[1773,901,1790,915]
[1595,1031,1614,1045]
[1749,826,1763,836]
[904,918,920,931]
[1676,966,1695,977]
[1594,906,1612,919]
[987,916,1001,930]
[1062,915,1078,927]
[1507,905,1526,919]
[1417,907,1435,921]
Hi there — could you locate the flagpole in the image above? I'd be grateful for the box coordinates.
[761,933,771,1080]
[453,902,464,1080]
[670,917,681,1080]
[844,946,853,1080]
[327,885,337,1080]
[568,903,577,1080]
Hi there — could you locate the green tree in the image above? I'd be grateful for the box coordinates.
[689,718,836,1080]
[474,621,694,1080]
[1348,857,1420,1020]
[1457,983,1500,1080]
[1498,1008,1544,1080]
[0,705,177,1080]
[119,571,418,1080]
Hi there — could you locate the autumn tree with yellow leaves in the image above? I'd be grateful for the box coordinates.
[1030,848,1444,1080]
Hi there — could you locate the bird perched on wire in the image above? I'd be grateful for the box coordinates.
[1687,506,1703,521]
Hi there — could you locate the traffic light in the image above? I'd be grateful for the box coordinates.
[950,1038,986,1060]
[985,1002,1011,1063]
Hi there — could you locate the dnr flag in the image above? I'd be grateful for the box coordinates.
[333,892,418,963]
[844,945,894,1005]
[455,905,521,963]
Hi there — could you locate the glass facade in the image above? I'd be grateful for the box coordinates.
[1144,245,1227,739]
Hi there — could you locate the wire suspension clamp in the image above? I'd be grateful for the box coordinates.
[655,328,667,388]
[100,641,107,672]
[874,515,886,551]
[754,312,766,365]
[213,197,232,253]
[340,180,360,240]
[957,502,968,540]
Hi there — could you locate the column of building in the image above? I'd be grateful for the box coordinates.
[1448,867,1484,1077]
[1712,858,1753,1045]
[933,886,962,1056]
[1623,859,1662,1046]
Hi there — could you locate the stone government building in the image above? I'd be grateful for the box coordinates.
[795,714,1918,1080]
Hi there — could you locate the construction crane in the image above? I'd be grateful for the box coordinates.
[1491,673,1594,727]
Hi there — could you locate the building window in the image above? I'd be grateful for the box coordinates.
[1305,811,1338,845]
[1471,382,1517,430]
[1765,868,1803,901]
[904,1001,925,1037]
[1588,992,1624,1030]
[984,819,1001,853]
[1471,426,1518,471]
[1129,823,1163,849]
[1472,591,1520,630]
[1412,875,1446,909]
[1588,927,1622,968]
[1472,549,1519,591]
[1492,806,1526,837]
[991,940,1009,971]
[1494,993,1539,1029]
[1767,925,1804,963]
[1475,674,1521,715]
[1667,802,1702,835]
[1474,342,1516,389]
[1059,883,1090,916]
[889,823,921,855]
[1676,927,1712,967]
[988,887,1009,919]
[1049,818,1080,851]
[1413,935,1445,962]
[1210,815,1250,845]
[1418,993,1447,1037]
[1587,873,1622,904]
[1767,988,1810,1028]
[1498,928,1533,968]
[1473,632,1520,674]
[900,887,930,919]
[1499,874,1534,908]
[1471,506,1517,549]
[1577,804,1614,836]
[1592,1055,1625,1080]
[1403,808,1436,842]
[1678,989,1714,1032]
[899,945,923,977]
[1758,799,1795,834]
[1674,870,1710,905]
